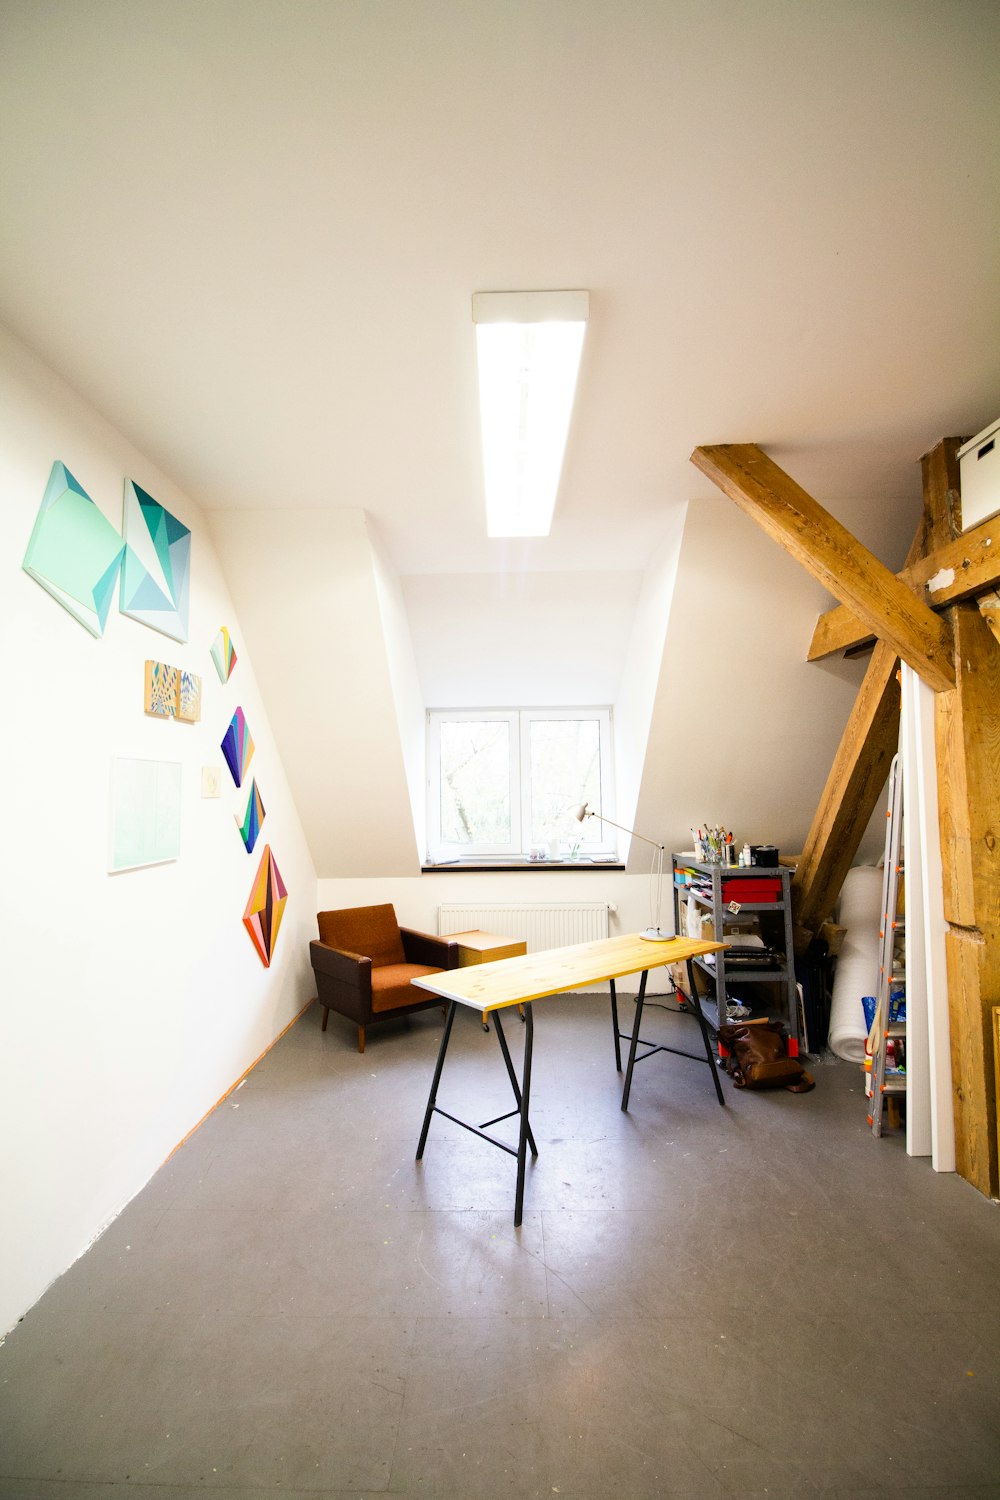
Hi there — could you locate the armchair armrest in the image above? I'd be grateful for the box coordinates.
[309,940,373,995]
[400,928,460,970]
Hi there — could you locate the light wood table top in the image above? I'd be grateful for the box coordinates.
[412,932,726,1016]
[449,929,528,965]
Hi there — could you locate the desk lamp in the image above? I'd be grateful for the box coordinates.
[572,802,670,941]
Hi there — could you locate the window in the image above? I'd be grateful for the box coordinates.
[427,708,615,860]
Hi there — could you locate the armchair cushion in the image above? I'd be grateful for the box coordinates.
[371,962,445,1013]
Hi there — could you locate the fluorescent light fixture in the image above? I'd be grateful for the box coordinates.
[472,289,588,537]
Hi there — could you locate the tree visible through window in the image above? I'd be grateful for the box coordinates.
[428,708,614,858]
[527,717,601,844]
[439,718,512,844]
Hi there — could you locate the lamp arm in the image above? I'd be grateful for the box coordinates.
[582,811,664,850]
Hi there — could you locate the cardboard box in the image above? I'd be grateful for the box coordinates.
[669,960,710,997]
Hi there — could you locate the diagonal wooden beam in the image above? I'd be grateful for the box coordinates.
[790,640,901,948]
[807,437,987,659]
[789,502,944,946]
[808,515,1000,659]
[692,443,956,692]
[979,588,1000,649]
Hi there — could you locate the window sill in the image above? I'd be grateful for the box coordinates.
[421,858,626,872]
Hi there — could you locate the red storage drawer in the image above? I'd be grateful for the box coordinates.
[721,877,781,902]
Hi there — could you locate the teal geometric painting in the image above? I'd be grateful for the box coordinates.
[236,780,265,853]
[119,479,191,643]
[22,461,126,637]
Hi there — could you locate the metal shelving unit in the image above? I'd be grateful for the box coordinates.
[671,855,800,1044]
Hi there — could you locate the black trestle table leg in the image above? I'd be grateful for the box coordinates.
[416,998,457,1158]
[492,1010,538,1157]
[686,957,726,1106]
[513,1003,534,1227]
[620,969,648,1112]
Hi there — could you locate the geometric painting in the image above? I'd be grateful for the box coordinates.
[221,706,254,787]
[210,625,237,683]
[236,779,265,853]
[144,659,180,718]
[243,844,287,967]
[177,669,202,723]
[22,461,126,637]
[143,660,201,722]
[119,479,191,643]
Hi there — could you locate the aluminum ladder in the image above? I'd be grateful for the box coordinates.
[866,752,907,1137]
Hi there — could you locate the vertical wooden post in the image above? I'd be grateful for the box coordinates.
[926,439,1000,1195]
[935,602,1000,1195]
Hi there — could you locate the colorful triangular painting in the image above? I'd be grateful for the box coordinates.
[210,626,237,683]
[221,706,254,787]
[236,780,265,853]
[119,479,191,642]
[22,461,126,637]
[243,844,287,967]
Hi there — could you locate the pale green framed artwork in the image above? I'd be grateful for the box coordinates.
[109,757,182,872]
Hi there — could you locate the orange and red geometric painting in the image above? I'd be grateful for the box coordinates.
[243,843,287,967]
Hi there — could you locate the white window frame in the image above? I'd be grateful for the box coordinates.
[427,706,616,860]
[427,709,520,857]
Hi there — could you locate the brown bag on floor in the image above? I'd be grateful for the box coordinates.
[717,1020,815,1093]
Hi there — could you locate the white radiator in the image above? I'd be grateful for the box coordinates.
[438,902,609,952]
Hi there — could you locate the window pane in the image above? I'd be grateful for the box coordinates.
[528,718,601,844]
[439,720,511,844]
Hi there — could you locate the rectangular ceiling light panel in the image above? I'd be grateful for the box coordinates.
[473,290,588,538]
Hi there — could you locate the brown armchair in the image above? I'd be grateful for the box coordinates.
[310,903,459,1053]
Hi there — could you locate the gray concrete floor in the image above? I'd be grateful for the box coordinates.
[1,993,999,1499]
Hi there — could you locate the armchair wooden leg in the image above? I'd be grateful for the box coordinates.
[358,1025,366,1054]
[321,1006,330,1033]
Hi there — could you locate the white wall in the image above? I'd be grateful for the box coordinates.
[369,519,427,855]
[614,505,686,846]
[206,507,422,878]
[402,570,641,706]
[633,496,886,862]
[0,325,317,1333]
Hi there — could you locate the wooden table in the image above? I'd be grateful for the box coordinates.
[449,928,528,965]
[412,932,726,1225]
[449,929,529,1024]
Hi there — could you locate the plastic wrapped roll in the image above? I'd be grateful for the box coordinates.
[828,865,883,1062]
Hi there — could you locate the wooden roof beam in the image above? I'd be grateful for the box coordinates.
[808,515,1000,660]
[691,443,956,692]
[790,639,901,948]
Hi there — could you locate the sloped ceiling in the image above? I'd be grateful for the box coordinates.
[207,508,423,877]
[2,3,998,875]
[1,2,997,577]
